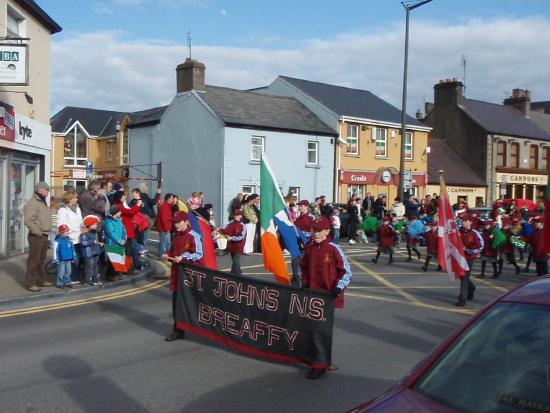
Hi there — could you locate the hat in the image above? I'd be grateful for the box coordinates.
[35,181,50,190]
[173,211,189,223]
[501,216,512,226]
[311,217,331,231]
[461,214,475,223]
[113,182,122,191]
[109,205,120,216]
[83,215,100,227]
[233,209,243,216]
[298,200,310,207]
[58,224,69,233]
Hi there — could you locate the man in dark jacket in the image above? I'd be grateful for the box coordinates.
[79,180,106,220]
[136,183,161,253]
[403,194,420,219]
[362,192,374,217]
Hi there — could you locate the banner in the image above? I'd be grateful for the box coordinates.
[175,262,335,369]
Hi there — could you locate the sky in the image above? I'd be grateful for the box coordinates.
[45,0,550,117]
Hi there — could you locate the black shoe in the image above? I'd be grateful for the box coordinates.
[522,268,530,274]
[491,274,499,279]
[417,252,421,260]
[455,299,466,307]
[421,266,427,272]
[306,367,326,380]
[515,266,521,275]
[406,258,412,262]
[388,259,394,264]
[165,330,185,341]
[467,285,476,301]
[371,258,377,264]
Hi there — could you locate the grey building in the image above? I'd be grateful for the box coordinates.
[424,80,550,203]
[127,59,337,226]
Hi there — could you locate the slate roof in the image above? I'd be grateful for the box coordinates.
[428,139,486,186]
[15,0,62,34]
[129,86,337,136]
[50,107,126,137]
[278,76,426,128]
[460,99,550,141]
[532,101,550,114]
[529,111,550,136]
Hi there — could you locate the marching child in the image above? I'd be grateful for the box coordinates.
[498,216,521,275]
[478,219,499,278]
[371,216,396,264]
[421,221,441,272]
[53,224,76,288]
[79,215,104,286]
[457,214,483,307]
[300,217,352,379]
[405,217,422,262]
[527,217,548,277]
[217,209,246,276]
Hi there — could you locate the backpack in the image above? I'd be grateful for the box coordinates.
[132,213,150,233]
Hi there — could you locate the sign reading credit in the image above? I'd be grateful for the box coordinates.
[0,44,28,85]
[175,263,335,369]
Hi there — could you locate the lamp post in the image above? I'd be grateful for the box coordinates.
[398,0,433,200]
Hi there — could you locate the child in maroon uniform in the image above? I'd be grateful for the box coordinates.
[498,216,521,275]
[300,217,352,379]
[405,217,422,262]
[217,209,246,276]
[478,219,499,278]
[371,216,396,264]
[421,221,441,272]
[527,217,548,277]
[162,211,204,342]
[457,214,483,307]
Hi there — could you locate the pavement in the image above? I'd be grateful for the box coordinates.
[0,250,163,309]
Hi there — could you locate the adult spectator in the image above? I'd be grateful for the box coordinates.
[347,198,361,244]
[136,183,161,252]
[391,197,405,219]
[243,194,259,254]
[100,181,112,216]
[108,182,123,205]
[404,194,421,219]
[252,195,262,252]
[362,192,375,217]
[424,194,437,216]
[228,193,243,221]
[57,190,83,282]
[113,190,142,273]
[23,182,52,291]
[373,195,387,220]
[157,193,174,258]
[79,180,106,220]
[319,195,332,218]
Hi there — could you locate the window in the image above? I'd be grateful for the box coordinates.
[346,124,358,155]
[529,144,538,169]
[107,141,113,161]
[307,141,318,165]
[347,184,365,200]
[63,180,87,195]
[375,128,387,158]
[242,185,255,195]
[7,7,24,38]
[63,125,87,167]
[496,141,506,167]
[510,142,519,168]
[122,131,129,165]
[250,136,265,162]
[542,147,550,171]
[405,131,413,160]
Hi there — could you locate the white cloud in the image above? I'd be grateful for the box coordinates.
[220,9,227,16]
[51,16,550,117]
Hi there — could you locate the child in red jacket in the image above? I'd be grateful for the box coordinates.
[478,219,499,278]
[217,209,246,275]
[371,216,396,264]
[527,217,548,277]
[421,221,441,272]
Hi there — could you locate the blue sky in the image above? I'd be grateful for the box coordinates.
[46,0,550,115]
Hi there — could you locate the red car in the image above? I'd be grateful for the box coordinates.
[350,276,550,413]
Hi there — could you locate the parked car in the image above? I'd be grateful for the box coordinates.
[465,207,492,220]
[349,276,550,413]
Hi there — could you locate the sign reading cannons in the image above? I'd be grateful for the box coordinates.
[175,263,335,369]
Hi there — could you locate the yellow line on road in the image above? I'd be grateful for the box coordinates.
[473,277,509,292]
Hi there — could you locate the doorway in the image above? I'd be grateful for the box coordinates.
[9,161,37,255]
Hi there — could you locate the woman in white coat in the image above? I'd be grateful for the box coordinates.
[57,190,83,282]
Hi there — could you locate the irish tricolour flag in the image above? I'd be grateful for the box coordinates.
[260,153,298,286]
[105,244,132,272]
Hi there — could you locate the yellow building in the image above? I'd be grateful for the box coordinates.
[50,107,130,199]
[264,76,431,203]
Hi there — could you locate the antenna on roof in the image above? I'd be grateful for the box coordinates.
[461,54,467,95]
[187,30,192,59]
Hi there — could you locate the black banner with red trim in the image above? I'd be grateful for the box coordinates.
[175,263,335,369]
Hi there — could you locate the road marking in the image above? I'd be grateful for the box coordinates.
[348,256,423,305]
[349,285,492,289]
[473,277,509,292]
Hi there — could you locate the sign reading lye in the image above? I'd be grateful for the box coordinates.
[0,44,28,85]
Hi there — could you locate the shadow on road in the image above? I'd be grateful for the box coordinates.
[43,355,150,413]
[98,300,171,338]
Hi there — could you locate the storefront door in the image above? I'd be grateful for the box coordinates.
[9,162,37,255]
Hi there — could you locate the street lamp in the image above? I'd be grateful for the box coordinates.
[398,0,433,200]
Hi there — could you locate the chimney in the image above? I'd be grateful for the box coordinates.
[433,78,464,107]
[415,109,423,119]
[503,88,531,117]
[425,101,434,115]
[176,58,206,93]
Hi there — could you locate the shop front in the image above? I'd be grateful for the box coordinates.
[0,104,51,257]
[426,184,487,207]
[338,168,426,202]
[495,172,546,201]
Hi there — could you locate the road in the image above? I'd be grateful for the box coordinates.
[0,242,529,413]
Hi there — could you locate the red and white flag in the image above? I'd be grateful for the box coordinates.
[437,173,469,280]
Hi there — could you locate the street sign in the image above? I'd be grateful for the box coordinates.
[403,169,413,189]
[72,169,86,179]
[86,160,93,178]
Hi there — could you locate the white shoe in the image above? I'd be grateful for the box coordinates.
[348,239,356,245]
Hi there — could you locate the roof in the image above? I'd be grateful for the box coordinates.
[130,86,337,136]
[428,139,486,186]
[532,101,550,114]
[50,107,126,137]
[460,99,550,141]
[529,111,550,136]
[15,0,62,34]
[278,76,425,128]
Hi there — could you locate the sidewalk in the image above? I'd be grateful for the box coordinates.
[0,253,164,308]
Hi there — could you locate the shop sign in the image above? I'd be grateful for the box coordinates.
[497,173,547,185]
[338,170,373,184]
[0,44,28,85]
[14,112,50,150]
[0,101,15,141]
[72,169,87,179]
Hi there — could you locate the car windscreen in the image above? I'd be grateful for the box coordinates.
[413,302,550,413]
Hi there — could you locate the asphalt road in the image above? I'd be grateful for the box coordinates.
[0,242,532,413]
